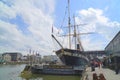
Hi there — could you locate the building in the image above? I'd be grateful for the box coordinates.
[0,54,3,60]
[26,53,41,64]
[84,51,106,59]
[104,31,120,69]
[0,54,5,64]
[105,31,120,55]
[2,53,11,62]
[2,52,22,62]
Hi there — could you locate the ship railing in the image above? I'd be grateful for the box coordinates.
[78,54,89,61]
[32,63,45,69]
[81,65,88,80]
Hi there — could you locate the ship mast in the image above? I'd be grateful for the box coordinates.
[73,15,83,51]
[68,0,71,49]
[73,15,77,49]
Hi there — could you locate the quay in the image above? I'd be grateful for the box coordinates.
[81,67,120,80]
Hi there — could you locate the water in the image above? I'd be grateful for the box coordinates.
[0,64,25,80]
[0,64,80,80]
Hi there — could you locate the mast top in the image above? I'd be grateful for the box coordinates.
[68,0,71,49]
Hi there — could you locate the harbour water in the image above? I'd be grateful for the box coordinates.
[0,64,25,80]
[0,64,80,80]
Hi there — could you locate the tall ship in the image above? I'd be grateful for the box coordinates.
[52,0,89,67]
[30,0,90,75]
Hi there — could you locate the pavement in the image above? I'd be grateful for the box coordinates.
[82,66,120,80]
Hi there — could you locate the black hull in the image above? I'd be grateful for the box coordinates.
[56,49,89,66]
[60,55,88,66]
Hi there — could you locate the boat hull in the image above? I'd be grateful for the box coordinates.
[60,55,88,66]
[31,65,82,75]
[56,49,89,66]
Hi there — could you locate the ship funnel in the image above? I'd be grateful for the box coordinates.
[77,44,80,50]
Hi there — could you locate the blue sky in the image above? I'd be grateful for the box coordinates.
[55,0,120,26]
[0,0,120,55]
[55,0,120,50]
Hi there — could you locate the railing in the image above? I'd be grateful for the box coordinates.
[81,65,88,80]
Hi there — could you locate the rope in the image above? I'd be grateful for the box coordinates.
[53,6,68,49]
[58,6,68,34]
[58,7,68,34]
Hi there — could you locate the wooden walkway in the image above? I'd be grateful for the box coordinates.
[81,67,120,80]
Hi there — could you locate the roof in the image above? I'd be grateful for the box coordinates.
[105,31,120,50]
[2,52,22,56]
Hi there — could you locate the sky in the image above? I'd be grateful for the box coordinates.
[0,0,120,56]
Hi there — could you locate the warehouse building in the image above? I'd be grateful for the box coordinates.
[2,52,22,62]
[105,31,120,73]
[105,31,120,55]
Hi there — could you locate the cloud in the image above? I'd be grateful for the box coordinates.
[0,20,27,51]
[0,1,16,19]
[0,0,55,55]
[0,0,120,55]
[75,8,120,50]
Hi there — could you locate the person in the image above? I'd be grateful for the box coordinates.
[98,62,101,69]
[115,57,119,74]
[115,66,119,74]
[91,60,95,71]
[115,62,119,74]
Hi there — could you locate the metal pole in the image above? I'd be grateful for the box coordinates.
[51,34,63,49]
[73,15,77,49]
[68,0,71,49]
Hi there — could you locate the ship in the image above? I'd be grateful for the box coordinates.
[30,0,89,75]
[52,0,89,67]
[52,35,89,67]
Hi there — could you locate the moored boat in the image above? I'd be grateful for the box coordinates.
[31,65,83,75]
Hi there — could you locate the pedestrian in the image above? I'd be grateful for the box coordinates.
[91,61,95,71]
[98,62,101,69]
[115,65,119,74]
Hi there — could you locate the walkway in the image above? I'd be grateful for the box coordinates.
[82,67,120,80]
